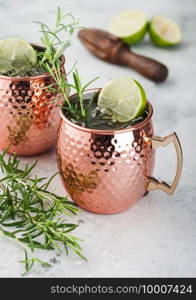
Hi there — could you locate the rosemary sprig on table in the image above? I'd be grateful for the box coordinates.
[0,150,86,275]
[36,7,99,122]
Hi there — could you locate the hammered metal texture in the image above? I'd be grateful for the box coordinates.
[0,61,64,156]
[57,101,155,214]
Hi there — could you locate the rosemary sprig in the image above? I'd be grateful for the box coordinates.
[72,69,99,118]
[0,150,86,275]
[36,7,99,122]
[61,69,99,121]
[36,7,80,108]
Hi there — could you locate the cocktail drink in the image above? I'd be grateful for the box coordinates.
[0,43,65,156]
[57,77,183,214]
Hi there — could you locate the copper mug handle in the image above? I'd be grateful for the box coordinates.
[147,132,183,195]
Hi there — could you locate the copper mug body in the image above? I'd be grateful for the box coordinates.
[0,46,65,156]
[57,89,183,214]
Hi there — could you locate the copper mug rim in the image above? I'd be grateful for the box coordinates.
[60,88,153,135]
[0,43,65,81]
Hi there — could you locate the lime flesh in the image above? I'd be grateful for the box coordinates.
[149,15,182,47]
[0,37,37,73]
[108,10,147,45]
[98,77,147,122]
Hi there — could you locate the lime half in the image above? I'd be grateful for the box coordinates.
[98,77,147,122]
[149,16,182,47]
[108,10,147,45]
[0,38,37,73]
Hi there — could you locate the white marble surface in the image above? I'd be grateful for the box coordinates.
[0,0,196,277]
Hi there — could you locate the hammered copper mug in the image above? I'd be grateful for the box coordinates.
[57,89,183,214]
[0,45,65,156]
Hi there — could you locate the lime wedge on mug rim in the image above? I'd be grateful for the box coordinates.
[0,37,37,73]
[149,15,182,47]
[108,9,147,45]
[98,77,147,123]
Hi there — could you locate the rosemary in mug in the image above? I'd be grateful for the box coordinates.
[0,150,86,275]
[35,8,99,122]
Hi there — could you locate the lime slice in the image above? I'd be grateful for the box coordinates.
[98,77,147,122]
[108,10,147,45]
[149,15,182,47]
[0,38,37,73]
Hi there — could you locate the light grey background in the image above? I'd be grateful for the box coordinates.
[0,0,196,277]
